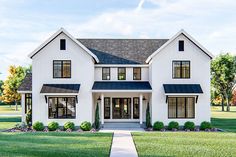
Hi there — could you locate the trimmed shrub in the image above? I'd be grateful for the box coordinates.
[94,104,100,129]
[146,103,152,128]
[200,121,212,130]
[153,121,164,131]
[64,122,75,131]
[33,121,44,131]
[184,121,195,130]
[48,121,59,131]
[168,121,179,130]
[80,121,92,131]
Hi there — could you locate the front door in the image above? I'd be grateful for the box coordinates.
[112,98,131,119]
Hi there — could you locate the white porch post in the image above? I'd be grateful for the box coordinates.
[21,94,25,122]
[139,94,143,125]
[101,93,104,125]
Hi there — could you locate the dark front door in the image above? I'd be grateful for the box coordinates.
[112,98,131,119]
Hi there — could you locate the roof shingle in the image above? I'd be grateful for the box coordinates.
[18,73,32,92]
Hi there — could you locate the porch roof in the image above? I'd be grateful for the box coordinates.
[92,81,152,91]
[40,84,80,94]
[163,84,203,94]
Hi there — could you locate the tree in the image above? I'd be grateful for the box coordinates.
[0,80,3,96]
[94,103,100,129]
[146,103,152,128]
[0,66,26,110]
[211,53,236,111]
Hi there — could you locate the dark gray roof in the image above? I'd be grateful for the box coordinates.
[40,84,80,93]
[78,39,168,64]
[92,81,152,90]
[163,84,203,94]
[18,73,32,92]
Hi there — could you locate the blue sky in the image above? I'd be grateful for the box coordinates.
[0,0,236,80]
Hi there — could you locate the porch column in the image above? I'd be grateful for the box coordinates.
[139,94,143,124]
[101,93,104,125]
[21,94,25,122]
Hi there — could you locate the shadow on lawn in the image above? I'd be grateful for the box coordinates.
[0,116,21,122]
[211,118,236,132]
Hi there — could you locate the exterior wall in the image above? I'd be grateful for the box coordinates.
[32,32,95,126]
[95,67,149,81]
[150,34,211,125]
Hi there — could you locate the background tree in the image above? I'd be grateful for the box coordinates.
[211,53,236,111]
[0,66,26,110]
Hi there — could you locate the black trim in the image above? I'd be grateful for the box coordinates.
[53,60,71,78]
[168,97,195,119]
[133,97,140,119]
[133,67,141,80]
[60,39,66,50]
[104,97,111,119]
[118,67,126,80]
[172,60,190,79]
[102,67,110,80]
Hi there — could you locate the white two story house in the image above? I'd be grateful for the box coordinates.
[18,28,213,127]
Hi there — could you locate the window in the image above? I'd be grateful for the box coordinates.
[60,39,66,50]
[173,61,190,78]
[104,97,110,119]
[133,97,139,119]
[168,97,195,118]
[102,68,110,80]
[118,68,126,80]
[25,93,32,114]
[48,97,76,119]
[179,40,184,51]
[133,67,141,80]
[53,60,71,78]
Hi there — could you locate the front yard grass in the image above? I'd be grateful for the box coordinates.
[0,105,21,114]
[133,132,236,157]
[0,116,21,131]
[0,132,113,157]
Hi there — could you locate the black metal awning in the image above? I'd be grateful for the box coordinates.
[163,84,203,94]
[40,84,80,93]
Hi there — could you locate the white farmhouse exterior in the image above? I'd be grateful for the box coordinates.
[18,28,213,127]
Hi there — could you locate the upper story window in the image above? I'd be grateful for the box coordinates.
[102,67,110,80]
[53,60,71,78]
[118,67,126,80]
[173,61,190,79]
[60,39,66,50]
[178,40,184,51]
[133,67,141,80]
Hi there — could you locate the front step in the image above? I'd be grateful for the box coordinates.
[103,122,141,128]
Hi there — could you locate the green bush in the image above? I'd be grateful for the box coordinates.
[94,104,100,129]
[146,103,152,128]
[153,121,164,131]
[168,121,179,130]
[26,109,32,127]
[184,121,195,130]
[80,121,92,131]
[32,121,44,131]
[200,121,212,130]
[64,121,75,130]
[48,121,59,131]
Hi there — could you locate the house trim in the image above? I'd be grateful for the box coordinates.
[92,90,152,93]
[95,64,149,67]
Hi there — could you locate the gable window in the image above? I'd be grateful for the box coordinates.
[60,39,66,50]
[53,60,71,78]
[173,61,190,78]
[133,67,141,80]
[179,40,184,51]
[102,67,110,80]
[48,97,76,119]
[118,67,126,80]
[168,97,195,118]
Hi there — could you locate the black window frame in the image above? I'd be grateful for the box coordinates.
[118,67,126,80]
[172,60,190,79]
[60,39,66,50]
[133,97,140,119]
[104,97,111,119]
[48,97,76,119]
[178,40,184,51]
[133,67,141,80]
[25,93,32,114]
[102,67,110,80]
[168,97,195,119]
[53,60,71,78]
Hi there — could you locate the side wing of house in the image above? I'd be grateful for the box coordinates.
[149,31,212,125]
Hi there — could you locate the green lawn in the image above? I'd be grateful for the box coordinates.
[211,106,236,132]
[0,116,21,131]
[0,132,113,157]
[133,132,236,157]
[0,105,21,114]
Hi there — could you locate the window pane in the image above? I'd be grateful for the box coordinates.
[102,68,110,80]
[177,98,185,118]
[179,40,184,51]
[168,97,176,118]
[63,61,71,78]
[133,98,139,119]
[182,61,190,78]
[67,98,76,118]
[173,61,181,78]
[118,68,126,80]
[104,98,110,119]
[53,61,62,78]
[133,68,141,80]
[186,97,195,118]
[49,98,57,118]
[60,39,66,50]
